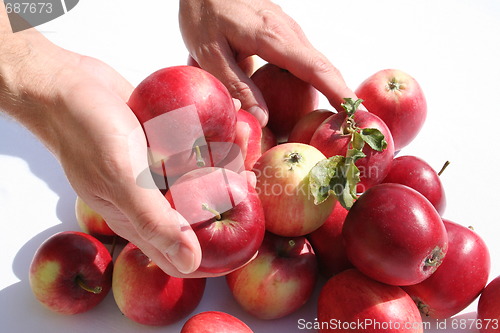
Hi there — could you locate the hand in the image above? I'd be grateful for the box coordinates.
[179,0,358,127]
[0,27,210,278]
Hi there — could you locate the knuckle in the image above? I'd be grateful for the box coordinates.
[227,80,253,102]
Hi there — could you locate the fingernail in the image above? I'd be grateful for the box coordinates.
[165,242,197,275]
[248,105,268,127]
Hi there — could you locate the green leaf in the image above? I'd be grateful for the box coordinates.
[308,156,344,205]
[338,161,361,209]
[360,128,388,152]
[341,98,364,117]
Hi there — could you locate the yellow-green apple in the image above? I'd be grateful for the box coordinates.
[251,63,319,142]
[127,65,237,179]
[188,55,256,77]
[112,242,206,326]
[75,196,121,244]
[253,142,335,236]
[288,109,334,144]
[165,167,265,274]
[226,232,318,320]
[318,269,423,333]
[402,219,490,319]
[29,231,113,315]
[307,201,353,278]
[477,275,500,333]
[355,69,427,151]
[181,311,254,333]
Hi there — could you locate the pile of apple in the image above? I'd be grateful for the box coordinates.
[28,60,500,333]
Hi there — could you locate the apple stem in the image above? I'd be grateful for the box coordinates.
[194,145,206,167]
[437,160,450,176]
[201,203,221,220]
[75,275,102,294]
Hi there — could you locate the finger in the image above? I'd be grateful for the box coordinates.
[196,40,269,127]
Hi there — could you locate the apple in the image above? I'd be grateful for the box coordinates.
[112,242,206,326]
[355,69,427,151]
[342,183,448,286]
[402,219,490,319]
[309,107,395,192]
[260,126,277,154]
[181,311,254,333]
[252,142,335,236]
[188,55,256,77]
[317,269,423,333]
[29,231,113,315]
[127,65,237,178]
[477,275,500,333]
[382,155,447,215]
[251,63,319,142]
[75,196,120,244]
[233,109,264,170]
[226,232,318,320]
[288,109,333,144]
[307,201,353,278]
[165,167,265,274]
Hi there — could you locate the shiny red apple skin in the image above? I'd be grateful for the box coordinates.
[234,109,263,170]
[355,69,427,151]
[75,196,120,244]
[307,201,353,278]
[382,155,446,215]
[251,63,319,142]
[318,269,423,333]
[402,219,490,319]
[253,142,335,237]
[477,275,500,333]
[342,183,448,286]
[127,65,236,177]
[309,110,395,192]
[181,311,254,333]
[288,109,333,144]
[165,167,265,274]
[29,231,113,315]
[226,232,318,320]
[112,242,206,326]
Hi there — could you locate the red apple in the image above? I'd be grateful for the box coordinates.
[75,196,120,244]
[318,269,423,333]
[288,109,334,144]
[188,55,256,77]
[127,65,237,178]
[29,231,113,315]
[112,242,206,326]
[226,232,318,320]
[355,69,427,151]
[251,63,319,142]
[342,183,448,286]
[181,311,254,333]
[165,167,265,274]
[233,109,263,170]
[260,126,277,154]
[307,201,353,278]
[309,109,395,192]
[477,275,500,333]
[253,142,335,236]
[382,155,447,215]
[402,219,490,319]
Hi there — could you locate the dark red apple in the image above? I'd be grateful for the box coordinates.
[307,201,353,278]
[355,69,427,151]
[288,109,333,144]
[181,311,254,333]
[402,219,490,319]
[309,109,395,192]
[226,232,318,320]
[251,63,319,142]
[382,155,447,215]
[29,231,113,315]
[127,65,237,178]
[318,269,423,333]
[165,167,265,274]
[342,183,448,286]
[477,275,500,333]
[260,126,277,154]
[112,242,206,326]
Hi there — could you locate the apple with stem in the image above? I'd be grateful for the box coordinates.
[181,311,254,333]
[112,242,206,326]
[29,231,113,315]
[226,232,318,320]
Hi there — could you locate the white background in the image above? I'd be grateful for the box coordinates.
[1,0,500,332]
